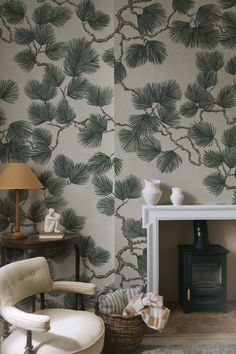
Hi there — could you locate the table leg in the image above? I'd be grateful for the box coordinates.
[1,246,7,266]
[74,244,80,282]
[25,250,38,312]
[40,293,45,310]
[74,244,83,310]
[31,295,36,313]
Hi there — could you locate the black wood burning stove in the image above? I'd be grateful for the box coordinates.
[178,220,229,313]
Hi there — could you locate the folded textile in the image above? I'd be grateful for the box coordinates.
[98,286,143,314]
[123,292,170,331]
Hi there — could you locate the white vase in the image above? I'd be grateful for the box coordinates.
[142,179,162,205]
[170,187,184,206]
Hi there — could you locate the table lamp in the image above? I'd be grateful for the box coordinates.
[0,163,44,239]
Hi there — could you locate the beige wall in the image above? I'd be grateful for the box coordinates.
[160,221,236,301]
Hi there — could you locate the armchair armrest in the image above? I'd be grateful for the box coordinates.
[1,306,50,332]
[51,281,97,295]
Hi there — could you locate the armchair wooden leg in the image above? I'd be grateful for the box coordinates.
[24,330,33,354]
[2,320,10,340]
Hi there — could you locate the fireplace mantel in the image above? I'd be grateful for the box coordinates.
[142,205,236,293]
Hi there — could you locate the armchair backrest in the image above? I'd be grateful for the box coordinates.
[0,257,52,309]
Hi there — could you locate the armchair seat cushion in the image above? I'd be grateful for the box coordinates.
[1,309,104,354]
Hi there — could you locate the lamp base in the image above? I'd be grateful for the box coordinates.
[8,232,28,239]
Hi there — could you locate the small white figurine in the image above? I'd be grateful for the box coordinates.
[44,208,61,233]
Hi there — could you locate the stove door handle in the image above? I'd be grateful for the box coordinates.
[187,288,191,302]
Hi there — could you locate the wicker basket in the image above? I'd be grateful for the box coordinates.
[98,312,146,354]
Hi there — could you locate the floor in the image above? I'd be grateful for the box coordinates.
[142,302,236,346]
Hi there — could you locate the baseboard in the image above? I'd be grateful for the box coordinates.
[142,333,236,346]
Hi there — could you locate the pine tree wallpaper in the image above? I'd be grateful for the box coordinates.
[0,0,235,306]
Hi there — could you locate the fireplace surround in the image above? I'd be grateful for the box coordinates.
[142,205,236,293]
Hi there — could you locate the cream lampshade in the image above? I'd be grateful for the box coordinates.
[0,163,44,239]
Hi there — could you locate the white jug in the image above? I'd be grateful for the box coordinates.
[170,187,184,206]
[142,179,162,205]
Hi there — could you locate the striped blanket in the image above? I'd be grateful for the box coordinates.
[123,293,170,331]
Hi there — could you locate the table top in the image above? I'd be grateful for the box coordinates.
[0,233,80,249]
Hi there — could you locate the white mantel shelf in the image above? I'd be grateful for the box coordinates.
[142,205,236,293]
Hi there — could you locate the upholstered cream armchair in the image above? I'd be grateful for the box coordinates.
[0,257,104,354]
